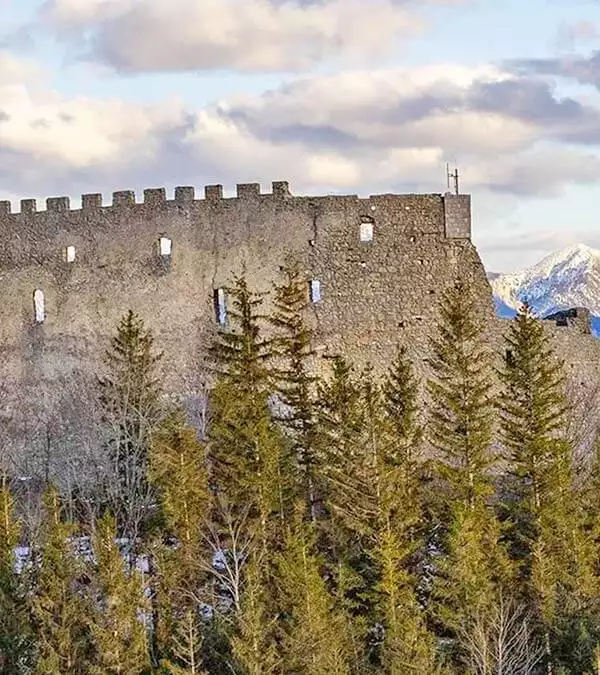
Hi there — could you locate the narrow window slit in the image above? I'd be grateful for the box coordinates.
[360,217,374,242]
[159,236,172,256]
[309,280,322,303]
[33,289,45,324]
[213,288,227,325]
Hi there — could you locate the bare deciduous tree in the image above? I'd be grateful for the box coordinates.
[458,593,544,675]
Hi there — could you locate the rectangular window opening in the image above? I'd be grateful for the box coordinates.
[360,221,373,242]
[33,289,45,324]
[159,236,172,256]
[309,279,322,303]
[65,245,76,263]
[213,288,227,325]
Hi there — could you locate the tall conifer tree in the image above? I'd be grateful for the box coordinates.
[0,474,33,671]
[500,302,600,671]
[161,608,205,675]
[208,275,289,671]
[88,512,150,674]
[317,359,437,669]
[149,410,210,666]
[230,552,280,675]
[427,281,510,665]
[209,274,288,550]
[277,517,352,675]
[98,310,163,544]
[30,488,90,674]
[378,349,439,673]
[150,409,209,570]
[269,262,320,521]
[314,355,365,621]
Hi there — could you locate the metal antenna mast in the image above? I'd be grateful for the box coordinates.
[446,163,459,195]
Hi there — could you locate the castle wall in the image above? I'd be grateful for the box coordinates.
[0,181,596,477]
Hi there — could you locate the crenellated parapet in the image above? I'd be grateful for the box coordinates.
[0,181,294,216]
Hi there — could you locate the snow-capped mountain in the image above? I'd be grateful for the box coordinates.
[489,244,600,336]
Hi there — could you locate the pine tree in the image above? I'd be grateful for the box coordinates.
[277,517,352,675]
[316,355,364,532]
[383,346,423,468]
[208,273,288,550]
[98,310,163,545]
[499,302,569,548]
[161,608,205,674]
[314,355,366,624]
[427,282,510,663]
[269,261,320,521]
[88,512,150,674]
[317,359,437,670]
[0,473,34,672]
[230,552,280,675]
[500,302,600,671]
[355,367,437,672]
[378,350,439,673]
[30,487,91,674]
[150,409,209,565]
[209,273,271,393]
[149,411,209,666]
[427,281,497,509]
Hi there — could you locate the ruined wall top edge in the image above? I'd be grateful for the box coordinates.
[0,181,470,217]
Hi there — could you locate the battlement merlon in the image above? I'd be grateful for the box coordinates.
[0,181,295,214]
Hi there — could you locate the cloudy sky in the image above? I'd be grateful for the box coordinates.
[1,0,600,272]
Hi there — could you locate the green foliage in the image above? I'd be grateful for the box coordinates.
[98,309,163,542]
[208,273,288,549]
[7,274,600,674]
[277,518,352,674]
[377,349,438,673]
[499,302,570,520]
[209,273,271,392]
[88,512,150,674]
[30,488,91,674]
[0,475,34,672]
[269,262,320,520]
[230,553,280,675]
[427,281,497,508]
[151,410,209,557]
[427,282,512,666]
[160,609,205,675]
[316,355,364,532]
[149,412,211,667]
[500,302,600,672]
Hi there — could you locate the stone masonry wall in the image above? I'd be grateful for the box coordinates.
[0,181,597,476]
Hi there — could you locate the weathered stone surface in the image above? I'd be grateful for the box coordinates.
[0,182,597,472]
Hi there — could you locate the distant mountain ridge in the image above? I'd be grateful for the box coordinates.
[489,244,600,337]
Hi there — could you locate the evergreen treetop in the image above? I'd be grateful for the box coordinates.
[427,280,497,508]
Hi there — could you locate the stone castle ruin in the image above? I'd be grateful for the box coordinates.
[0,181,598,478]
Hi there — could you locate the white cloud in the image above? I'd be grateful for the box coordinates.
[0,51,45,86]
[0,84,185,167]
[39,0,422,73]
[1,54,600,205]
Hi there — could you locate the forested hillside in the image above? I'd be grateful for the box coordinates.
[2,264,600,674]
